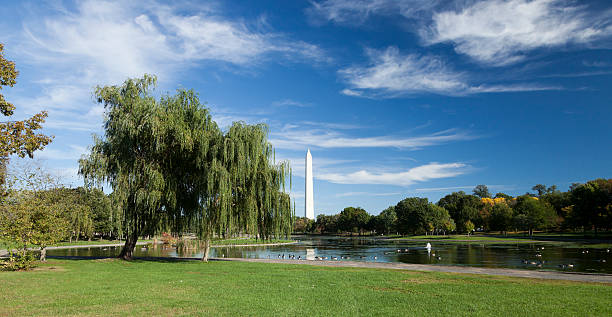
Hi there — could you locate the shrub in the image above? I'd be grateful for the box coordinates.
[1,251,37,271]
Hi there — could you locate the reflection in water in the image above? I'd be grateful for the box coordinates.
[46,236,612,274]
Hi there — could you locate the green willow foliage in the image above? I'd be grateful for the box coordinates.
[79,75,292,260]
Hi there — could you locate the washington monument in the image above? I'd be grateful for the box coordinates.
[305,149,314,219]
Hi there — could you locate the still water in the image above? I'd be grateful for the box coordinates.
[47,235,612,274]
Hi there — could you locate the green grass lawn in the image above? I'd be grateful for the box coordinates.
[0,259,610,316]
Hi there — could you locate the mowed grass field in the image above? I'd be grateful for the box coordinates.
[0,259,610,316]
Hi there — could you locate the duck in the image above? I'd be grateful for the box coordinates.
[373,256,378,260]
[436,256,442,260]
[535,253,542,257]
[521,259,528,264]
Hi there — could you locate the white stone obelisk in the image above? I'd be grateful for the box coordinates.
[305,149,314,220]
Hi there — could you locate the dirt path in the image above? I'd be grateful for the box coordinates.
[220,257,612,284]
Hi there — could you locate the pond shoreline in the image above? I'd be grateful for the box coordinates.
[0,241,298,257]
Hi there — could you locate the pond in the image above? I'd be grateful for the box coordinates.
[46,235,612,274]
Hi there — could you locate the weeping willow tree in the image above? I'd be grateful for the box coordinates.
[80,75,293,261]
[80,75,167,260]
[195,122,293,261]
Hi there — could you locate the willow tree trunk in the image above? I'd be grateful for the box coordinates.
[201,238,211,262]
[119,230,138,260]
[39,247,46,262]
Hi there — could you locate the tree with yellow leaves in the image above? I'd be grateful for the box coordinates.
[0,43,53,191]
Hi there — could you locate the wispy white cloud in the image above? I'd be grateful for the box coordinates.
[340,47,561,96]
[412,185,474,192]
[299,121,361,130]
[425,0,612,65]
[290,191,305,199]
[35,144,88,161]
[310,0,612,67]
[335,191,401,198]
[413,184,514,193]
[468,84,561,93]
[269,124,478,150]
[340,88,363,97]
[307,0,439,25]
[279,155,357,179]
[21,1,325,81]
[340,47,467,96]
[272,99,312,107]
[9,0,325,133]
[318,162,470,186]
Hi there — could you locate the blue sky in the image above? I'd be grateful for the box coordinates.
[1,0,611,216]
